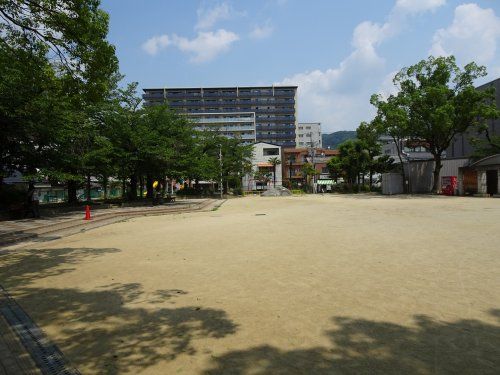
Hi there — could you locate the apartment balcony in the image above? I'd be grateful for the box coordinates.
[257,133,295,140]
[273,90,296,97]
[256,125,295,132]
[196,125,255,132]
[256,116,296,122]
[255,108,295,114]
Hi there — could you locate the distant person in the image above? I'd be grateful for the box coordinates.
[25,182,40,218]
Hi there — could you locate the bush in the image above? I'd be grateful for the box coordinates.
[359,184,371,192]
[232,187,243,196]
[0,184,27,210]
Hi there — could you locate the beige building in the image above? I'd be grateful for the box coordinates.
[296,123,322,148]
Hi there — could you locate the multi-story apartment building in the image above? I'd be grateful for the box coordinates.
[142,86,298,146]
[189,112,256,144]
[296,122,322,148]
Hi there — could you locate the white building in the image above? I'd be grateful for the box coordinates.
[296,122,322,148]
[242,142,283,191]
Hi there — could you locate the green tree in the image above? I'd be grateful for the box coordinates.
[392,56,498,193]
[0,0,119,202]
[254,170,271,190]
[0,0,118,100]
[357,121,382,187]
[326,140,370,190]
[220,138,252,193]
[268,157,281,187]
[301,162,319,192]
[370,94,409,191]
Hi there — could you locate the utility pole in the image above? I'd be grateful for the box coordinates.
[219,144,223,199]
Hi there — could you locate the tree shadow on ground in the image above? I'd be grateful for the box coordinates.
[203,312,500,374]
[0,246,237,374]
[14,285,237,374]
[0,247,121,288]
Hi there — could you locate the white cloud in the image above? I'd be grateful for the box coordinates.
[395,0,446,14]
[430,3,500,66]
[277,0,446,133]
[249,21,274,39]
[196,2,245,30]
[142,35,170,56]
[171,29,239,63]
[142,29,239,63]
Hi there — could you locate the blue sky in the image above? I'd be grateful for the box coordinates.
[101,0,500,133]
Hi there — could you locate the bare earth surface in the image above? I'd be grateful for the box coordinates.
[1,195,500,374]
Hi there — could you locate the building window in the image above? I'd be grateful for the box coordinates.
[263,148,279,156]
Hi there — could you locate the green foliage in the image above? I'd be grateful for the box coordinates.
[373,55,499,193]
[470,134,500,159]
[0,0,118,101]
[0,184,26,209]
[327,140,369,186]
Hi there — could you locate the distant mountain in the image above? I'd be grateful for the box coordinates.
[322,131,357,149]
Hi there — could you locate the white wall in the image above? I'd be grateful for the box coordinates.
[296,123,322,148]
[243,142,283,190]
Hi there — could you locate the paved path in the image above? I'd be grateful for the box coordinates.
[0,199,222,248]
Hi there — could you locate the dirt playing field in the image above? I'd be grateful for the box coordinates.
[1,195,500,374]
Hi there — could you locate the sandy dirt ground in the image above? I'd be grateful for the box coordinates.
[1,195,500,374]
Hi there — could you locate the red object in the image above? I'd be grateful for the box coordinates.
[441,176,457,196]
[84,205,91,220]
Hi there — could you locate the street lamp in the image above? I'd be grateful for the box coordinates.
[219,144,223,199]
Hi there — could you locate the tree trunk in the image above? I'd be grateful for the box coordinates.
[122,178,126,199]
[102,175,108,200]
[129,174,138,200]
[67,180,78,204]
[146,175,153,199]
[431,153,443,194]
[85,173,91,202]
[139,175,144,199]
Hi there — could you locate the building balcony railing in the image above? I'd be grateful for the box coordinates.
[257,134,295,140]
[170,107,295,114]
[166,99,295,106]
[256,116,295,122]
[195,125,255,132]
[256,125,295,132]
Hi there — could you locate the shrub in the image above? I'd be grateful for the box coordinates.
[0,185,27,210]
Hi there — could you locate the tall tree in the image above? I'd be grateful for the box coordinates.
[357,121,383,187]
[0,0,118,101]
[370,93,409,191]
[326,140,370,189]
[393,56,498,193]
[268,157,281,187]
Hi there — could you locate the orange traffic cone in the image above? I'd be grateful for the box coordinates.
[84,205,91,220]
